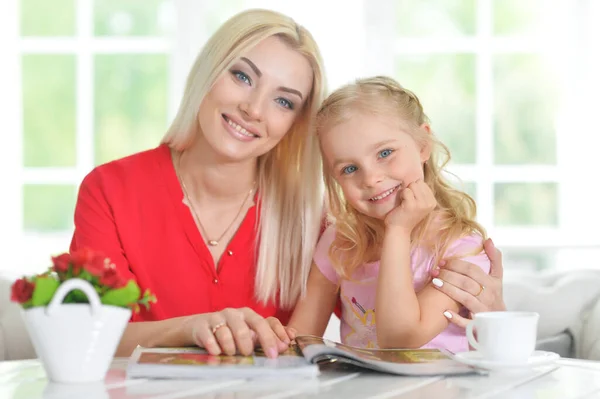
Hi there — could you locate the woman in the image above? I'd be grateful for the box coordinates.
[70,8,505,358]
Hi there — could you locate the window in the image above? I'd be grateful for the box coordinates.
[2,0,599,273]
[2,0,174,273]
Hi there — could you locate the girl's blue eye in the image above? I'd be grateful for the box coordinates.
[379,149,393,158]
[276,98,294,110]
[232,70,251,85]
[342,165,358,175]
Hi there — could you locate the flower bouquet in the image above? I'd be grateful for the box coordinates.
[11,248,156,384]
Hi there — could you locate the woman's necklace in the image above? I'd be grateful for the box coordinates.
[176,152,255,247]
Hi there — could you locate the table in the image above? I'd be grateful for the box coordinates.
[2,357,600,399]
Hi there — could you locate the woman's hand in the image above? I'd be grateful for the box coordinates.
[284,326,298,341]
[430,238,506,328]
[183,308,291,358]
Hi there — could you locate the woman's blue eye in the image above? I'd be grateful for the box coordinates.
[232,70,251,85]
[342,165,358,175]
[276,98,294,110]
[379,149,393,158]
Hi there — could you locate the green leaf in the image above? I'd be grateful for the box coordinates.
[100,280,141,308]
[136,289,157,311]
[31,276,60,307]
[65,289,91,303]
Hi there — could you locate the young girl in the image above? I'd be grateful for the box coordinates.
[287,76,490,352]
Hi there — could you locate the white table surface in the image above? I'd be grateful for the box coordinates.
[2,357,600,399]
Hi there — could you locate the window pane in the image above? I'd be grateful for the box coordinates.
[22,55,76,167]
[446,172,476,198]
[23,185,76,232]
[94,55,168,165]
[462,181,476,200]
[494,183,557,226]
[493,55,558,165]
[396,55,476,164]
[94,0,174,36]
[395,0,476,37]
[493,0,547,36]
[20,0,76,36]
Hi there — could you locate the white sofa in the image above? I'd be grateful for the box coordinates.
[503,269,600,359]
[2,270,600,361]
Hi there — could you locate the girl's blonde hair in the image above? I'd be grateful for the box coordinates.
[162,9,327,309]
[317,76,486,279]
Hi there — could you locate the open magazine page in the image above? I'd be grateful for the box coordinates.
[295,335,479,376]
[126,346,319,379]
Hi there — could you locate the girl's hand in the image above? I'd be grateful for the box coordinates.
[385,180,437,233]
[183,308,291,358]
[430,238,506,328]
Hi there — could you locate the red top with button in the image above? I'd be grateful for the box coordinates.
[70,144,292,324]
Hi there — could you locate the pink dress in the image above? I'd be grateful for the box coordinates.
[315,226,490,352]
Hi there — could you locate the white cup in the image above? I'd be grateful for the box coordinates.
[465,311,539,364]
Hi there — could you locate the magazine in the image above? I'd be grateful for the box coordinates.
[126,346,319,379]
[127,335,478,379]
[294,335,478,376]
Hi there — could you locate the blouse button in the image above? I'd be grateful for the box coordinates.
[213,279,218,284]
[227,250,233,256]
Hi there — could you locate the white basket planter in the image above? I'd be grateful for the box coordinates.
[21,278,131,383]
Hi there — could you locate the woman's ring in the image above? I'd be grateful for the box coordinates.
[475,284,485,297]
[211,322,227,334]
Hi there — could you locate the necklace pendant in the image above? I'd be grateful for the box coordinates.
[208,240,219,246]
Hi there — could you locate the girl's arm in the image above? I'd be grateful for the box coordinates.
[430,238,505,328]
[377,227,489,348]
[287,262,339,337]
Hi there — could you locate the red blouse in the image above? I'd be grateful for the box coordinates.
[70,144,291,323]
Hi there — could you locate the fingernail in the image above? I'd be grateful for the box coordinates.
[268,348,278,358]
[432,278,443,287]
[443,311,453,319]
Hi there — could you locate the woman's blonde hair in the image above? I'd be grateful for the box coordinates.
[317,76,486,279]
[162,9,327,308]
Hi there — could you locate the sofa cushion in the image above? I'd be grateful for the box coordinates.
[504,270,600,340]
[535,331,574,358]
[576,294,600,360]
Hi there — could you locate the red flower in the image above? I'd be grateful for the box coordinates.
[83,255,108,277]
[71,247,96,266]
[51,253,72,273]
[11,278,35,304]
[70,248,106,276]
[99,267,127,288]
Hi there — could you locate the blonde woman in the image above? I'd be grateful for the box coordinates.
[71,10,505,358]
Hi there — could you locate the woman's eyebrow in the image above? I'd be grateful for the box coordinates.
[241,57,304,100]
[279,87,303,100]
[241,57,262,77]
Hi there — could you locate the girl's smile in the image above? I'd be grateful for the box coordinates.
[368,184,401,203]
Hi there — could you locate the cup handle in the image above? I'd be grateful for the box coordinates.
[465,321,481,351]
[46,279,102,317]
